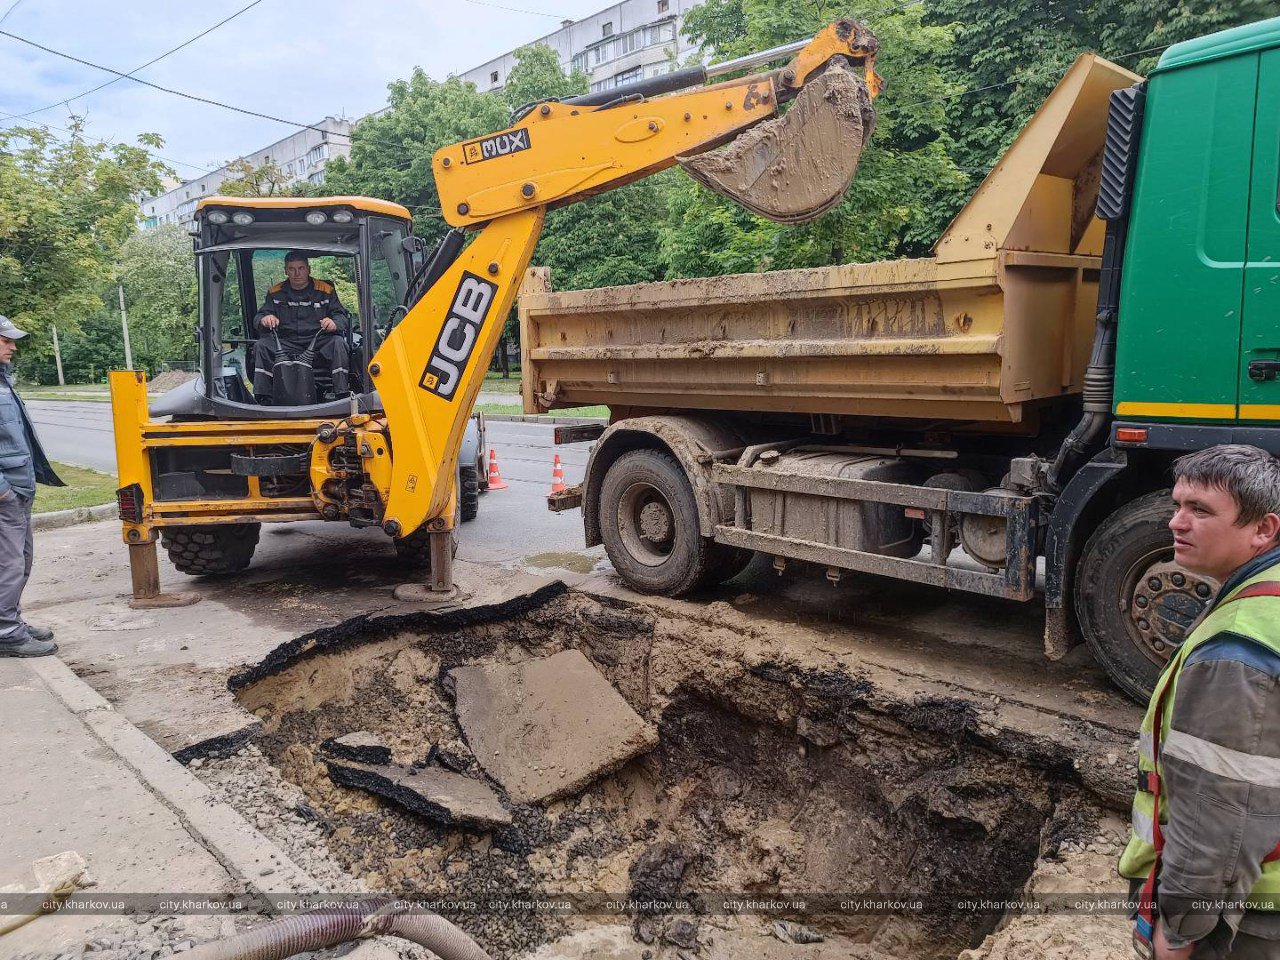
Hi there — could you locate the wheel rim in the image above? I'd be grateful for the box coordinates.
[617,480,677,567]
[1120,549,1216,666]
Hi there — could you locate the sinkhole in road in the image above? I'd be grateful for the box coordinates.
[233,588,1092,960]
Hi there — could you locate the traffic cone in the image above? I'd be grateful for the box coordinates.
[486,449,509,491]
[549,454,568,495]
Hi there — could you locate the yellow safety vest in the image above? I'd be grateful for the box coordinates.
[1119,565,1280,911]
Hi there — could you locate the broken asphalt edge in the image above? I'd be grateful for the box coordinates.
[227,579,568,692]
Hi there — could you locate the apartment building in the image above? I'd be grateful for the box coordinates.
[140,117,353,229]
[459,0,704,96]
[140,1,705,230]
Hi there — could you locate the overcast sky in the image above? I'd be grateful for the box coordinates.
[0,0,615,181]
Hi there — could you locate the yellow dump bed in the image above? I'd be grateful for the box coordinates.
[519,54,1139,429]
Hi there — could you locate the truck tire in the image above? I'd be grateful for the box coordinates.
[459,463,481,523]
[599,448,722,596]
[1074,490,1214,702]
[160,523,260,576]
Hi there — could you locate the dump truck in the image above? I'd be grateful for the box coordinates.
[109,22,882,602]
[522,19,1280,702]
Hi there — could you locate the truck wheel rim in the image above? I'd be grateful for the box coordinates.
[1122,551,1214,666]
[617,481,676,567]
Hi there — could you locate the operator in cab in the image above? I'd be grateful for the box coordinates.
[252,251,352,404]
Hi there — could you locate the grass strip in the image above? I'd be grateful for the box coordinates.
[35,461,117,513]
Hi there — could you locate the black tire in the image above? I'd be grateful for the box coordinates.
[160,523,260,576]
[599,448,722,596]
[1074,490,1214,703]
[459,463,481,523]
[394,528,460,568]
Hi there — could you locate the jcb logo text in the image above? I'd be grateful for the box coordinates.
[420,272,497,400]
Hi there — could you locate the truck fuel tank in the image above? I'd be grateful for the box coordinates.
[748,451,924,558]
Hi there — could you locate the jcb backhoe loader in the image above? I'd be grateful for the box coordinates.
[109,19,881,604]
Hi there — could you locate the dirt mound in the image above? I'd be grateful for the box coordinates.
[148,370,198,393]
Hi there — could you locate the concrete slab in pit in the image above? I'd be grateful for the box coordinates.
[450,649,660,805]
[25,518,563,761]
[326,759,511,829]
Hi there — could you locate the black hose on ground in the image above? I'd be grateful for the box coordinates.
[182,898,492,960]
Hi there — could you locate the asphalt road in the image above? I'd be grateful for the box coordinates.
[24,399,597,564]
[25,400,117,472]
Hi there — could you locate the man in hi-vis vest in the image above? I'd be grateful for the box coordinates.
[1122,445,1280,959]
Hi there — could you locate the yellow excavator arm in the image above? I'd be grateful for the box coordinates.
[370,19,882,540]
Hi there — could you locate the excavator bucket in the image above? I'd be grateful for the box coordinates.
[677,60,876,224]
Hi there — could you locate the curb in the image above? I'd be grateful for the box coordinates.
[484,414,607,425]
[27,656,321,897]
[32,502,116,532]
[25,657,487,958]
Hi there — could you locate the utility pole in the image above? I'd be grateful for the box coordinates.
[118,282,134,370]
[51,324,65,386]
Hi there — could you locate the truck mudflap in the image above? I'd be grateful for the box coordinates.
[711,463,1040,601]
[548,483,584,512]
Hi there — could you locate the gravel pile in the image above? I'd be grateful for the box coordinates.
[13,915,230,960]
[191,743,367,895]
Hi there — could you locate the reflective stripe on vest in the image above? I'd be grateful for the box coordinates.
[1118,570,1280,911]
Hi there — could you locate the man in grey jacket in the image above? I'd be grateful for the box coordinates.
[0,316,64,657]
[1121,445,1280,959]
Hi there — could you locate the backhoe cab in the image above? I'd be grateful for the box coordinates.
[110,20,880,603]
[111,197,487,604]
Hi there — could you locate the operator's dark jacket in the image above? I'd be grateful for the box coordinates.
[252,278,351,342]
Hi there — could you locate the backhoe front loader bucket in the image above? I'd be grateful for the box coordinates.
[677,59,876,224]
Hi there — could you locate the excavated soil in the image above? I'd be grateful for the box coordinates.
[235,591,1124,960]
[678,61,876,224]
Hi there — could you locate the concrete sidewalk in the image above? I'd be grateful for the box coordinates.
[0,655,318,958]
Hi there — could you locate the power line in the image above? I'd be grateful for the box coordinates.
[0,108,218,174]
[15,0,269,119]
[0,25,424,163]
[460,0,572,18]
[0,27,346,139]
[0,0,25,27]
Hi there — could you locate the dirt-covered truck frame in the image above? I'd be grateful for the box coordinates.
[523,21,1280,701]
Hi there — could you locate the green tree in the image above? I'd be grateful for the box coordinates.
[500,44,671,293]
[502,42,589,111]
[665,0,966,275]
[926,0,1280,195]
[538,175,673,290]
[0,120,168,381]
[321,71,509,245]
[57,308,125,384]
[115,223,199,371]
[218,157,290,197]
